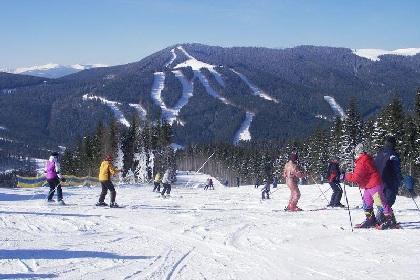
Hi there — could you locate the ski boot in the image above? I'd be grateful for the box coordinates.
[57,200,66,206]
[355,209,377,228]
[47,199,56,203]
[335,203,346,208]
[376,213,399,230]
[110,202,119,208]
[96,201,108,207]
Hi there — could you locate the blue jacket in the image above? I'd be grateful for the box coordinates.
[374,144,402,192]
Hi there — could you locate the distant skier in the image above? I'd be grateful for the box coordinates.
[161,169,172,197]
[236,176,240,188]
[374,136,402,227]
[254,176,260,189]
[204,178,210,190]
[344,143,393,229]
[208,178,214,190]
[261,179,270,200]
[283,152,305,211]
[326,157,344,207]
[45,152,66,205]
[272,177,277,188]
[153,172,162,192]
[403,174,416,197]
[97,155,120,208]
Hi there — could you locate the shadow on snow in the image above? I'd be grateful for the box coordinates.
[0,273,58,279]
[0,210,104,218]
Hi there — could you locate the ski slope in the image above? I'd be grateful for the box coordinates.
[231,69,278,103]
[324,96,346,118]
[1,171,419,279]
[82,94,130,127]
[128,103,147,120]
[233,112,255,144]
[353,48,420,61]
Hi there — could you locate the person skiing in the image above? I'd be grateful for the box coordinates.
[283,152,305,211]
[97,155,120,207]
[261,179,270,200]
[236,176,240,188]
[208,178,214,190]
[344,143,393,229]
[326,157,345,207]
[153,172,162,192]
[254,176,260,189]
[45,152,66,205]
[374,136,402,226]
[161,169,172,198]
[204,178,210,190]
[403,174,416,197]
[272,176,278,188]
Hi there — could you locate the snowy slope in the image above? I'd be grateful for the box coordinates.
[82,94,130,127]
[1,171,419,279]
[353,48,420,61]
[231,69,278,103]
[324,96,346,118]
[129,103,147,120]
[233,112,255,144]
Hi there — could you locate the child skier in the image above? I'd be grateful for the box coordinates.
[153,172,162,192]
[161,169,172,198]
[283,153,305,211]
[97,155,120,208]
[45,152,66,205]
[261,179,270,200]
[344,143,394,229]
[326,157,345,207]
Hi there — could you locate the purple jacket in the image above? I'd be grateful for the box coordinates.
[45,156,60,180]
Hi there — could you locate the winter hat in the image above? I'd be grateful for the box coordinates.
[289,153,298,162]
[51,152,59,157]
[105,155,113,161]
[354,143,365,156]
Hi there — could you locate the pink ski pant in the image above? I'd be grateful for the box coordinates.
[363,185,392,215]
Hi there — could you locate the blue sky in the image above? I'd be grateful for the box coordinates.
[1,0,420,68]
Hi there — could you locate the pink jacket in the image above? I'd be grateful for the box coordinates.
[283,160,304,188]
[45,156,60,180]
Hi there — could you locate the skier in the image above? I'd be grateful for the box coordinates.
[254,176,260,189]
[261,179,270,200]
[344,143,393,229]
[45,152,66,205]
[272,176,278,188]
[97,155,120,207]
[153,172,162,192]
[161,169,172,197]
[326,157,345,207]
[403,174,416,197]
[374,136,401,227]
[208,178,214,190]
[236,176,240,188]
[283,152,305,211]
[204,178,210,190]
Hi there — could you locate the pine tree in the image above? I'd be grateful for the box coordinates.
[340,100,362,171]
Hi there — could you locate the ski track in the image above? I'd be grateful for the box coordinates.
[128,103,147,120]
[231,68,278,103]
[233,111,255,144]
[164,48,177,68]
[1,171,419,279]
[323,96,346,118]
[82,94,130,127]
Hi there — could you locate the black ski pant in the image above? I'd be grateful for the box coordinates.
[161,183,171,195]
[204,184,208,190]
[47,178,63,201]
[153,182,161,192]
[99,180,116,203]
[262,187,270,199]
[383,186,398,207]
[329,181,342,206]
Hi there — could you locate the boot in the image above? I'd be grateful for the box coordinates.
[376,213,398,230]
[110,202,119,208]
[96,201,108,207]
[355,209,377,228]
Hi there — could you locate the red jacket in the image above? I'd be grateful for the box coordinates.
[345,153,382,189]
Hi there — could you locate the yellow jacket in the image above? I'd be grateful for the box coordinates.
[99,160,118,182]
[154,172,161,182]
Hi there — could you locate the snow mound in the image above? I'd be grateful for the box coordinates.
[353,48,420,61]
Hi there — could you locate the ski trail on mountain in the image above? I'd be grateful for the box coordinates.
[171,70,194,114]
[233,112,254,144]
[323,96,346,118]
[82,94,130,127]
[231,69,278,103]
[194,70,230,105]
[128,103,147,120]
[164,49,177,68]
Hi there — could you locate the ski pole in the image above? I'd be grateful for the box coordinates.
[309,174,329,204]
[341,183,354,232]
[312,187,331,203]
[409,193,420,212]
[183,152,215,188]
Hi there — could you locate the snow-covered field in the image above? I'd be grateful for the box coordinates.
[1,172,419,280]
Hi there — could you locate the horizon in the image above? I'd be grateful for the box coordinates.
[2,0,420,68]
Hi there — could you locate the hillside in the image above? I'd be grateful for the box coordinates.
[1,44,420,158]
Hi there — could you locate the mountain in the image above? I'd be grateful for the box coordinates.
[4,63,107,79]
[1,44,420,157]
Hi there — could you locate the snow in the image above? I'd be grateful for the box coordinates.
[0,171,419,279]
[194,70,230,105]
[128,103,147,120]
[231,69,279,103]
[150,71,194,124]
[164,49,177,68]
[170,143,185,151]
[82,94,130,127]
[353,48,420,61]
[174,46,225,87]
[13,63,107,74]
[324,96,346,118]
[0,126,6,130]
[233,112,255,144]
